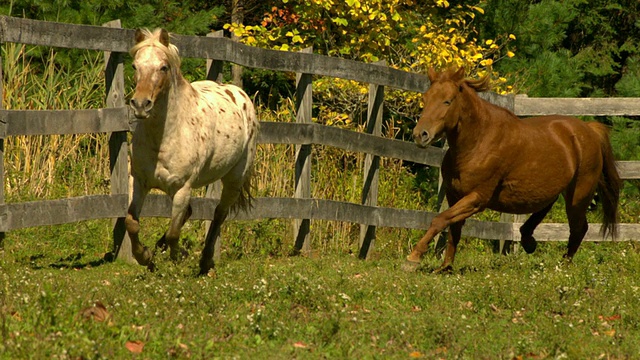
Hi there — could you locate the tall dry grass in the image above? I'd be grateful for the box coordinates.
[3,43,111,201]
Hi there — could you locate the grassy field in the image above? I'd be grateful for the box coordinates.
[3,43,640,359]
[2,220,640,359]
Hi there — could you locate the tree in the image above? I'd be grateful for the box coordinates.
[226,0,516,128]
[2,0,225,34]
[477,0,640,97]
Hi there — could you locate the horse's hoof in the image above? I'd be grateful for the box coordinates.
[155,236,168,253]
[147,261,157,272]
[198,267,215,277]
[520,238,537,254]
[199,258,215,276]
[170,248,189,263]
[401,260,421,272]
[198,265,214,277]
[433,264,453,274]
[133,246,154,266]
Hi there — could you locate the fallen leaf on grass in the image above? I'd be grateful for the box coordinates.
[524,352,545,359]
[409,351,423,358]
[603,329,616,337]
[125,340,145,353]
[434,347,447,355]
[79,301,110,322]
[605,314,621,322]
[168,343,190,357]
[293,341,308,349]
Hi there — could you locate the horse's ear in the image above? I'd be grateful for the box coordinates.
[454,67,465,81]
[427,67,438,82]
[159,29,170,47]
[135,29,146,44]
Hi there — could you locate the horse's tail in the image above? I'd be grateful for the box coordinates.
[233,169,254,213]
[588,122,621,239]
[232,110,259,214]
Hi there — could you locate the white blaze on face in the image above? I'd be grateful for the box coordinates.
[130,46,171,119]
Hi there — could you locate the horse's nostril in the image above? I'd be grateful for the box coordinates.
[421,130,430,141]
[143,99,153,110]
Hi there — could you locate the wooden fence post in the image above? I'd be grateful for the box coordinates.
[204,30,225,262]
[359,61,385,259]
[103,20,133,262]
[293,47,313,255]
[206,31,225,83]
[0,38,6,249]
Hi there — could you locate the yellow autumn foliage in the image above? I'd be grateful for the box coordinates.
[224,0,516,127]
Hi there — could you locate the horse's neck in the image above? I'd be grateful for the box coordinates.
[142,76,192,140]
[166,85,190,123]
[446,91,489,151]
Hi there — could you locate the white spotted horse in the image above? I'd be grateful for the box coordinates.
[127,28,259,275]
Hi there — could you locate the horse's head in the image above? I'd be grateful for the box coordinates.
[129,28,180,119]
[413,67,467,148]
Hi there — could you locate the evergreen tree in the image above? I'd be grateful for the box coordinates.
[478,0,640,97]
[1,0,225,35]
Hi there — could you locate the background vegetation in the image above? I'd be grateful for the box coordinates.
[2,0,640,357]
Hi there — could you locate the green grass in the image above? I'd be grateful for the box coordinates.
[4,41,640,360]
[2,222,640,359]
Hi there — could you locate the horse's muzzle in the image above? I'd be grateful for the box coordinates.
[413,129,432,148]
[130,98,153,119]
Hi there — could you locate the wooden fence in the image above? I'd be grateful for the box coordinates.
[2,16,640,262]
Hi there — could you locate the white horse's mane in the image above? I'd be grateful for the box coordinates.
[129,28,181,70]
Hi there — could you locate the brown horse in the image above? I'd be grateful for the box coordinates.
[404,67,621,272]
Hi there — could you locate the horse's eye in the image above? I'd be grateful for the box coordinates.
[132,64,137,70]
[444,100,452,106]
[160,65,169,72]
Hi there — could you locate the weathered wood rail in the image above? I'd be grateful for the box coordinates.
[1,16,640,261]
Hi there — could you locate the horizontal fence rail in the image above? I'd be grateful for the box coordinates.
[2,15,640,258]
[6,193,636,242]
[4,16,640,117]
[2,108,639,178]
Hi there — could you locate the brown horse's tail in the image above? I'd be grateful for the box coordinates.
[588,122,621,239]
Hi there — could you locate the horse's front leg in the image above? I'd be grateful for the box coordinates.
[165,186,192,262]
[155,204,192,253]
[403,192,485,272]
[125,178,153,267]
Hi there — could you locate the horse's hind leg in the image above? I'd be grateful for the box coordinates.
[563,180,596,260]
[565,204,590,260]
[434,220,464,273]
[199,182,239,275]
[520,199,556,254]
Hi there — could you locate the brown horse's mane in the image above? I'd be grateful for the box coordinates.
[435,68,492,92]
[464,75,491,92]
